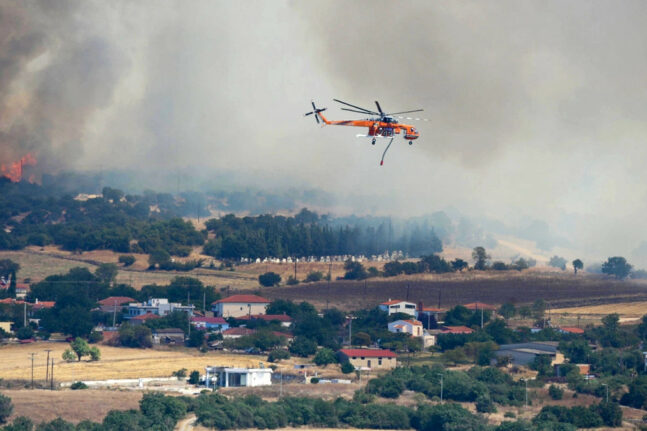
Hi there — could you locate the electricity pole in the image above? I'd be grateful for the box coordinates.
[45,349,52,382]
[112,300,117,327]
[30,353,35,389]
[50,359,54,390]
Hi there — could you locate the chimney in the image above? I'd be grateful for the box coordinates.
[418,301,424,311]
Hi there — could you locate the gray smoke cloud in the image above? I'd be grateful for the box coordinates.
[2,1,647,265]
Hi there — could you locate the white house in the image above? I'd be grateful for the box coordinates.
[388,319,424,337]
[379,299,417,317]
[205,366,272,388]
[125,298,194,319]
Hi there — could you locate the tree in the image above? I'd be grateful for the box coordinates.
[259,272,281,287]
[0,393,13,424]
[499,303,516,319]
[343,260,368,280]
[188,370,201,385]
[62,349,76,362]
[572,259,583,275]
[95,263,118,285]
[118,255,136,266]
[451,258,468,272]
[341,361,355,374]
[118,323,152,348]
[188,329,205,348]
[88,346,101,361]
[0,259,19,299]
[4,416,33,430]
[548,256,567,270]
[472,247,489,270]
[602,256,632,279]
[70,338,92,361]
[305,271,323,282]
[548,384,564,400]
[313,348,337,366]
[289,336,317,357]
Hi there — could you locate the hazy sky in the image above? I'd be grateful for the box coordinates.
[2,1,647,262]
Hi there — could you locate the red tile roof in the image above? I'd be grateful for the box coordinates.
[463,302,498,311]
[420,307,444,312]
[381,299,406,306]
[191,316,227,324]
[441,325,474,334]
[560,327,585,334]
[98,296,136,306]
[213,294,270,305]
[339,348,397,358]
[131,313,161,321]
[0,298,25,305]
[32,301,55,310]
[403,319,423,326]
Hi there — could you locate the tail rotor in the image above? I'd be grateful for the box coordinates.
[304,101,327,124]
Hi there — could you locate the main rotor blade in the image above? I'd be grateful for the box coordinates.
[333,98,376,114]
[375,101,384,115]
[304,112,314,116]
[311,101,316,110]
[341,108,378,115]
[386,109,424,115]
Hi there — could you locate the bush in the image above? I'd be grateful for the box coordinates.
[259,272,281,287]
[548,384,564,400]
[88,346,101,361]
[0,393,13,424]
[172,368,187,379]
[286,276,299,285]
[189,370,201,385]
[341,361,355,374]
[70,381,88,390]
[289,336,317,357]
[88,330,103,343]
[267,350,290,362]
[118,255,136,266]
[305,271,323,282]
[504,411,516,418]
[310,377,319,384]
[313,348,337,366]
[15,326,33,340]
[476,395,497,413]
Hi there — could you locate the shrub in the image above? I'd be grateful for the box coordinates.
[289,336,317,357]
[313,348,337,366]
[70,381,88,390]
[504,411,516,418]
[286,276,299,285]
[62,349,76,362]
[341,361,355,374]
[172,368,187,379]
[15,326,33,340]
[548,384,564,400]
[189,370,201,385]
[311,377,319,384]
[88,346,101,361]
[305,271,323,282]
[0,393,13,424]
[118,255,136,266]
[88,330,103,343]
[476,395,497,413]
[259,272,281,287]
[267,350,290,362]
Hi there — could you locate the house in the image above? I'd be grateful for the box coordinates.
[31,300,55,311]
[125,298,194,319]
[205,366,272,388]
[493,342,564,367]
[415,302,444,327]
[463,302,498,311]
[237,314,293,327]
[15,283,29,299]
[378,299,417,317]
[98,296,136,313]
[191,316,229,331]
[211,295,270,318]
[152,328,185,345]
[388,319,424,337]
[129,313,162,326]
[558,327,585,335]
[440,325,474,334]
[338,348,397,370]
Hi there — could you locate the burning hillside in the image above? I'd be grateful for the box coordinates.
[0,153,37,182]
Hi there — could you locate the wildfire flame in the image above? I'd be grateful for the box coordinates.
[1,153,37,182]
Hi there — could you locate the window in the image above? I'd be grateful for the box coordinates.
[378,358,382,366]
[361,357,365,360]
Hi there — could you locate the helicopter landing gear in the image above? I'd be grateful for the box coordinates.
[371,138,376,145]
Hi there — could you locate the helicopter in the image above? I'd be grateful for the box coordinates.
[305,98,426,165]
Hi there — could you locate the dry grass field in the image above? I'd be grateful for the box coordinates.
[555,301,647,317]
[4,389,142,424]
[0,342,300,382]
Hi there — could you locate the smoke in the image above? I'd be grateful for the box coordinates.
[3,1,647,264]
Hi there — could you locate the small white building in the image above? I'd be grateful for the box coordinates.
[379,299,417,317]
[211,295,270,318]
[125,298,194,319]
[388,319,424,337]
[205,366,272,388]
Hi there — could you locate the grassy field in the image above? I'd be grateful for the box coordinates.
[555,301,647,317]
[4,389,142,424]
[0,342,300,382]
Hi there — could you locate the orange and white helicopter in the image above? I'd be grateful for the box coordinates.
[305,99,426,165]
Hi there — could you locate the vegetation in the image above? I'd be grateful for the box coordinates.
[259,272,281,287]
[602,256,632,279]
[0,393,12,424]
[548,256,567,270]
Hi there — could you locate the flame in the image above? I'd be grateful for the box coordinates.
[1,153,37,182]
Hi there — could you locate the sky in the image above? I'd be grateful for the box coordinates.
[2,1,647,264]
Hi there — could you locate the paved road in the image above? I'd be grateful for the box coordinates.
[175,414,197,431]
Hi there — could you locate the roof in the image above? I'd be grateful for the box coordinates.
[420,307,444,312]
[339,348,397,358]
[32,301,55,310]
[463,302,498,311]
[498,342,558,353]
[153,328,185,334]
[15,283,29,290]
[381,299,407,306]
[131,313,161,321]
[98,296,136,306]
[0,298,25,305]
[213,294,270,305]
[560,327,585,334]
[191,316,228,324]
[441,325,474,334]
[403,319,422,326]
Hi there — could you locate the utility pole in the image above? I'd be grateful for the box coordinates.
[187,292,191,337]
[112,300,117,327]
[406,283,410,301]
[348,316,352,345]
[326,262,332,311]
[437,290,441,309]
[440,374,443,403]
[294,259,297,281]
[45,349,52,382]
[30,353,35,389]
[481,307,484,329]
[50,359,54,390]
[280,369,283,398]
[602,383,609,403]
[24,301,27,327]
[522,378,528,408]
[203,291,206,314]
